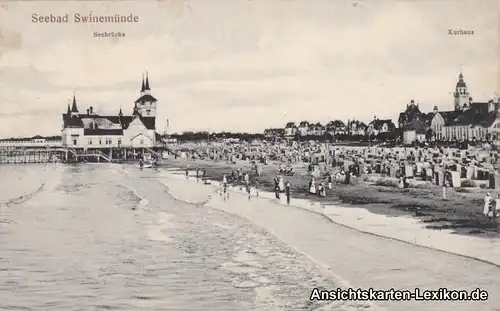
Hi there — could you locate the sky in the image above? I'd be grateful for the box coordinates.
[0,0,498,137]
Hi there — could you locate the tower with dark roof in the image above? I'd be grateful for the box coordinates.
[140,74,146,95]
[454,70,470,111]
[71,92,79,116]
[144,71,151,94]
[134,71,157,117]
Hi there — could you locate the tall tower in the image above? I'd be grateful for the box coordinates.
[135,71,157,117]
[70,91,79,116]
[454,70,470,111]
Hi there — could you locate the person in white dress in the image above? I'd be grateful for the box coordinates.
[309,177,316,194]
[483,193,491,216]
[278,175,285,192]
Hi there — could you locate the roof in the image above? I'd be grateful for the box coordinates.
[63,114,84,128]
[84,129,124,136]
[448,102,497,127]
[404,118,427,131]
[63,112,156,131]
[349,120,366,128]
[435,110,462,125]
[326,120,345,128]
[398,102,422,124]
[456,73,467,88]
[368,119,395,130]
[134,94,157,103]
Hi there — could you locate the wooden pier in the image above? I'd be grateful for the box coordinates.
[0,146,168,164]
[0,148,62,164]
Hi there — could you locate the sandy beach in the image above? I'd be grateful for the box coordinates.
[158,156,500,238]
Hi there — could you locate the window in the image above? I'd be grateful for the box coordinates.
[117,139,122,146]
[140,139,144,145]
[73,139,77,145]
[88,139,92,145]
[99,139,102,145]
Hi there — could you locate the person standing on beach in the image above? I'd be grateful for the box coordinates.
[185,167,189,180]
[246,182,251,200]
[483,193,491,216]
[493,194,500,221]
[285,181,291,205]
[327,174,333,190]
[223,182,229,201]
[195,169,200,182]
[309,177,316,194]
[255,180,260,197]
[274,178,280,200]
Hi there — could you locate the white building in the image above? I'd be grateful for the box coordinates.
[402,119,427,145]
[284,122,298,137]
[431,71,500,141]
[366,117,395,136]
[347,120,367,136]
[0,135,62,149]
[61,73,161,149]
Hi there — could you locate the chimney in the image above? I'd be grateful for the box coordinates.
[86,109,90,115]
[89,106,93,114]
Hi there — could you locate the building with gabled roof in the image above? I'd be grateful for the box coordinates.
[366,117,395,136]
[61,72,161,149]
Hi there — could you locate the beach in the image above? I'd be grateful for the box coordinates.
[159,155,500,237]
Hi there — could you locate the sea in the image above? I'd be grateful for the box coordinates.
[1,163,499,311]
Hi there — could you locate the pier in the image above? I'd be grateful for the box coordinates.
[0,146,169,164]
[0,148,61,164]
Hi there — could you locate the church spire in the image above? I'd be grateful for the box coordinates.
[71,91,79,113]
[67,102,71,114]
[145,71,151,91]
[140,73,146,94]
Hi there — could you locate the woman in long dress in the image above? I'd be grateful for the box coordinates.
[309,178,316,194]
[278,175,285,192]
[483,193,491,216]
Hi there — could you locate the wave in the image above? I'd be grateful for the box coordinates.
[159,174,382,311]
[0,181,46,207]
[119,184,149,211]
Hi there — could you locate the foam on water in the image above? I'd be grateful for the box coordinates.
[146,212,176,243]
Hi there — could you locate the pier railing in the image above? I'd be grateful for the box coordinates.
[0,147,61,164]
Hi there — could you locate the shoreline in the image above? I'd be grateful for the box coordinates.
[159,168,500,267]
[157,157,500,238]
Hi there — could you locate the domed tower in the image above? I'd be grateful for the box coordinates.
[454,70,470,111]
